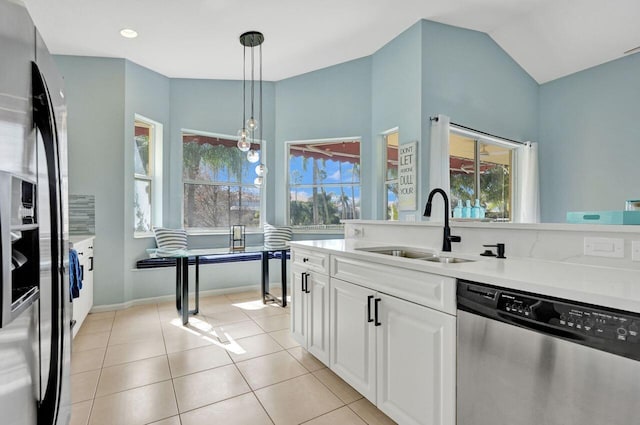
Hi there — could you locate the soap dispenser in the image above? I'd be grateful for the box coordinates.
[453,199,463,218]
[471,199,481,219]
[462,200,471,218]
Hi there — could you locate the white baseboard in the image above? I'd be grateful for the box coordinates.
[89,283,279,313]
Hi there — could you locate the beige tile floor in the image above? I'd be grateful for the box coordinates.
[71,288,397,425]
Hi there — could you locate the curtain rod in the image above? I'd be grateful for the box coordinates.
[429,116,526,146]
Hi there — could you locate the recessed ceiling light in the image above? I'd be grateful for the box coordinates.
[120,28,138,39]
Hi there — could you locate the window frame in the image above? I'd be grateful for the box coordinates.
[181,128,266,234]
[449,126,518,221]
[285,136,362,232]
[134,114,163,237]
[382,128,399,221]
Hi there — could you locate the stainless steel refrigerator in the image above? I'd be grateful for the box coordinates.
[0,1,71,424]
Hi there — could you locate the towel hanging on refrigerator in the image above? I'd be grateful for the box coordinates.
[69,249,83,299]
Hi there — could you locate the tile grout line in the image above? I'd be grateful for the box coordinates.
[158,302,183,423]
[347,402,380,425]
[82,311,116,424]
[298,405,353,425]
[76,296,383,425]
[231,359,277,425]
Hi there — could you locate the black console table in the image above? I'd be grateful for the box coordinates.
[148,246,289,325]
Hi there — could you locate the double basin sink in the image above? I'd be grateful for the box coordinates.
[356,247,474,264]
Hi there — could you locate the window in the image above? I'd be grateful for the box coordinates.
[287,138,360,229]
[182,131,262,230]
[449,130,514,221]
[383,130,399,220]
[134,116,162,234]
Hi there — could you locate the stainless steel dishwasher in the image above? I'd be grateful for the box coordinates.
[457,279,640,425]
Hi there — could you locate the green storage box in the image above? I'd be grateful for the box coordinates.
[566,210,640,225]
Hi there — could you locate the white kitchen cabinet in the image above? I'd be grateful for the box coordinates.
[329,277,377,401]
[376,291,455,425]
[290,248,330,364]
[291,265,306,345]
[70,236,94,338]
[330,276,455,425]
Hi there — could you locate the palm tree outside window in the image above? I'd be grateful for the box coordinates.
[182,130,262,231]
[287,138,361,230]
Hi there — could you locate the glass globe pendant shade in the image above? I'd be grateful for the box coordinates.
[254,176,263,186]
[246,117,259,131]
[247,150,260,163]
[237,128,249,139]
[237,136,251,152]
[255,164,267,176]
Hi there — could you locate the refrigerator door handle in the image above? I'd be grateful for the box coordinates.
[32,61,65,423]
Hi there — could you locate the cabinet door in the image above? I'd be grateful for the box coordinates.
[306,272,329,365]
[376,293,456,425]
[85,252,94,313]
[330,277,376,402]
[290,265,307,347]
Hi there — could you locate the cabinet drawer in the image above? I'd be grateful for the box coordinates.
[331,255,456,315]
[72,238,94,259]
[292,248,329,274]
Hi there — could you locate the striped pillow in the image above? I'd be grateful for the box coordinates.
[263,223,293,249]
[153,227,187,251]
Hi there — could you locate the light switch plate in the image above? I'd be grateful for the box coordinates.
[633,241,640,262]
[584,237,624,258]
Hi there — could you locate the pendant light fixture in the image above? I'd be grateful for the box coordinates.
[238,31,267,186]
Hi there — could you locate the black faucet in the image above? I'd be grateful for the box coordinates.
[423,188,461,252]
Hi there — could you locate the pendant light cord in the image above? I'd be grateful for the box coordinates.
[242,45,246,128]
[259,42,263,152]
[250,42,255,126]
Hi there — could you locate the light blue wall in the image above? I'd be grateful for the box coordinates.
[123,61,171,301]
[538,53,640,222]
[275,57,373,220]
[420,20,539,215]
[371,22,423,220]
[55,56,126,305]
[169,79,276,230]
[59,18,636,306]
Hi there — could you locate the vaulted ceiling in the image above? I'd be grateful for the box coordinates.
[23,0,640,83]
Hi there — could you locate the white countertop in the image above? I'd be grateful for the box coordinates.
[69,234,95,246]
[290,239,640,313]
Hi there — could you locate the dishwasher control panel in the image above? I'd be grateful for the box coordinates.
[553,305,639,343]
[458,279,640,362]
[496,290,640,344]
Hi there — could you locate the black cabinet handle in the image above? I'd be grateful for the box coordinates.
[89,256,94,271]
[301,272,308,292]
[374,298,381,326]
[367,295,374,322]
[303,257,309,263]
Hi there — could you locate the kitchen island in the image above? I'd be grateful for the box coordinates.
[288,220,640,425]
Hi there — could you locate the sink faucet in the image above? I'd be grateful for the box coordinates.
[423,188,461,252]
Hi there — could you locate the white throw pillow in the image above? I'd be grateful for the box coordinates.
[263,223,293,249]
[152,227,187,251]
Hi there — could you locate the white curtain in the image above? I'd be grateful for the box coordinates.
[513,142,540,223]
[428,114,451,222]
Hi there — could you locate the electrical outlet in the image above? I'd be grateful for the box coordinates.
[633,241,640,262]
[584,237,624,258]
[404,214,416,222]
